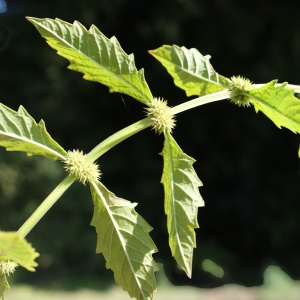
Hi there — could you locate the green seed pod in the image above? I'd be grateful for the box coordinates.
[145,97,176,134]
[63,150,101,184]
[228,76,253,107]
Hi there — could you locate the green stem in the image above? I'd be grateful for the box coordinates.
[169,90,230,115]
[85,91,229,164]
[18,91,229,236]
[85,117,151,165]
[286,84,300,93]
[18,175,75,238]
[16,80,300,237]
[18,119,151,237]
[86,82,300,164]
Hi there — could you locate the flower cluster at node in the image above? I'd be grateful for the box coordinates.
[0,260,18,276]
[146,97,176,134]
[228,75,254,107]
[63,150,101,185]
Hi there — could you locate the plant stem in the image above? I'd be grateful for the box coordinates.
[18,91,229,236]
[18,175,76,238]
[85,91,230,164]
[169,90,230,115]
[85,117,151,165]
[286,84,300,93]
[16,80,300,237]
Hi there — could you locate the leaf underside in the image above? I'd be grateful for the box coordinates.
[149,45,229,97]
[90,180,158,300]
[27,17,153,105]
[249,80,300,133]
[0,231,39,272]
[160,131,204,278]
[0,104,67,161]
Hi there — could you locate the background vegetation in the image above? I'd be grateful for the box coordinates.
[0,0,299,290]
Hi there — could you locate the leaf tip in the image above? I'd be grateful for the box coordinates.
[26,16,36,23]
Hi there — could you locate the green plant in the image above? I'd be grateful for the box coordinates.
[1,17,300,300]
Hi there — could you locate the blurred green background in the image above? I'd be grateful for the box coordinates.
[0,0,300,292]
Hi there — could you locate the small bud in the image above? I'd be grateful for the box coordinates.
[0,260,18,276]
[228,76,253,107]
[146,97,176,134]
[63,150,101,184]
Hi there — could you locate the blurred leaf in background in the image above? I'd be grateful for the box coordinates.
[260,265,300,300]
[202,259,224,279]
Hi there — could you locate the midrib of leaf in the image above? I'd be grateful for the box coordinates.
[90,180,158,300]
[149,45,229,97]
[161,132,204,278]
[248,80,300,133]
[160,51,226,88]
[0,104,67,161]
[27,17,153,105]
[42,25,140,100]
[250,95,299,129]
[249,92,289,115]
[178,64,222,86]
[164,133,184,265]
[0,131,65,160]
[175,52,223,87]
[93,182,137,281]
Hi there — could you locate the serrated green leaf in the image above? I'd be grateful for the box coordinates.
[249,80,300,133]
[27,17,153,105]
[160,131,204,278]
[149,45,229,97]
[0,231,39,272]
[90,180,158,300]
[0,104,67,160]
[0,274,9,300]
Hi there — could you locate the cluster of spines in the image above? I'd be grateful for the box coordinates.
[146,97,176,134]
[228,76,253,107]
[0,260,18,276]
[63,150,101,185]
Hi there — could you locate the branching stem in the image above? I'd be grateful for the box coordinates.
[18,80,300,237]
[86,91,230,164]
[18,91,229,236]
